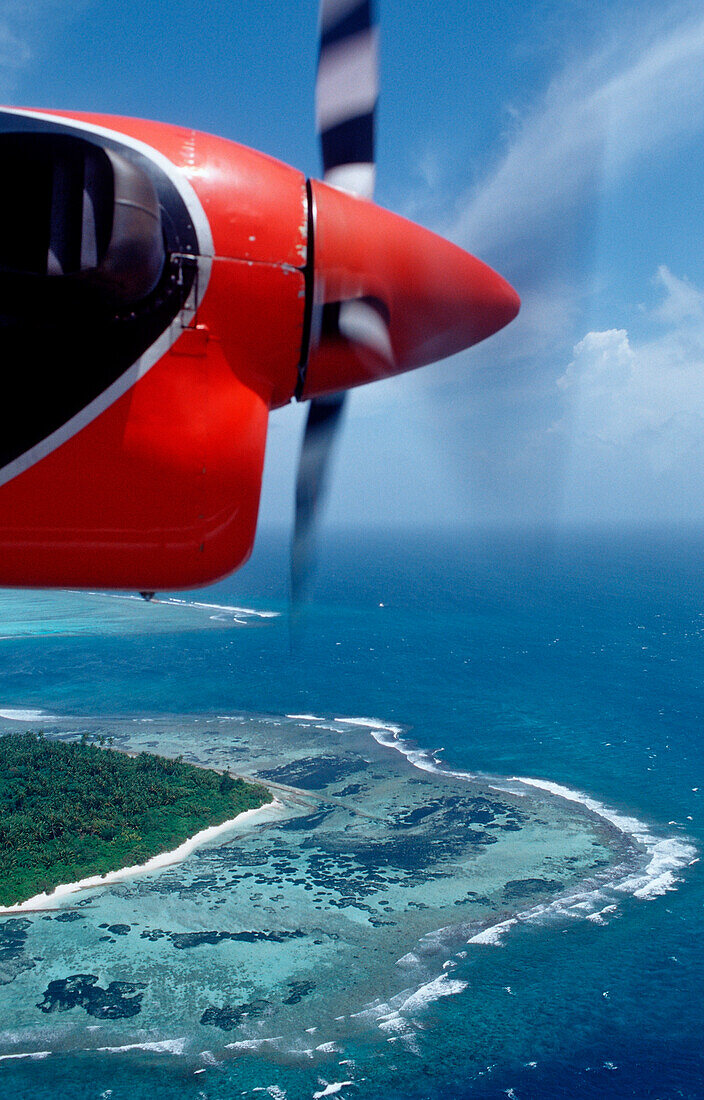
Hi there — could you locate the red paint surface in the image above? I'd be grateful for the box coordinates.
[0,111,306,587]
[303,180,520,398]
[23,109,309,267]
[0,334,269,588]
[0,110,519,589]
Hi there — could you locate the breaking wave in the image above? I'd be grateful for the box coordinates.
[333,715,697,946]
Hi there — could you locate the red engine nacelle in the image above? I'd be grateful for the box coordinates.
[0,107,518,589]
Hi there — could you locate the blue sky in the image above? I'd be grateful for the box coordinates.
[5,0,704,529]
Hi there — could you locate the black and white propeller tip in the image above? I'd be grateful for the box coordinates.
[291,0,381,602]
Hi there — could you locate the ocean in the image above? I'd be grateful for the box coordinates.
[0,525,701,1099]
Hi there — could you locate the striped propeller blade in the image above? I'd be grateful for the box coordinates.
[317,0,378,199]
[290,1,382,609]
[316,0,387,360]
[291,392,346,604]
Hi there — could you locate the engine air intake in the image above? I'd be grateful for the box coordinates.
[0,131,164,304]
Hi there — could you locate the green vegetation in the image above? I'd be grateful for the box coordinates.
[0,732,271,906]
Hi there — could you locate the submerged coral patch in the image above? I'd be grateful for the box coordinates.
[139,928,306,949]
[284,979,315,1005]
[258,755,362,790]
[0,918,34,985]
[200,998,271,1030]
[36,974,145,1019]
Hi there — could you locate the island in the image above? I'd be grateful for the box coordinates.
[0,731,271,907]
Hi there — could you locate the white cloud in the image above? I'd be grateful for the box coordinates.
[651,265,704,326]
[555,266,704,517]
[557,329,638,444]
[450,10,704,280]
[558,267,704,443]
[0,1,87,97]
[0,21,31,87]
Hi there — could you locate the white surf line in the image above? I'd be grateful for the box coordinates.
[0,708,58,722]
[73,590,280,620]
[508,776,697,899]
[96,1038,187,1055]
[161,597,280,620]
[66,590,144,602]
[0,1051,51,1061]
[351,972,468,1047]
[313,1083,354,1099]
[225,1036,284,1052]
[286,714,328,722]
[337,715,697,941]
[464,781,699,947]
[334,716,466,778]
[0,798,282,915]
[394,973,468,1012]
[334,716,403,735]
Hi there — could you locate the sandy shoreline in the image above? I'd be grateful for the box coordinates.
[0,796,282,915]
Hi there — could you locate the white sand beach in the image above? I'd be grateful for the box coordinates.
[0,796,281,915]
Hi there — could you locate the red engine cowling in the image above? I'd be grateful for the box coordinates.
[0,107,518,589]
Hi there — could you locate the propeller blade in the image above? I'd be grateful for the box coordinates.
[316,0,392,367]
[291,393,345,602]
[337,296,392,362]
[289,1,382,604]
[317,0,378,199]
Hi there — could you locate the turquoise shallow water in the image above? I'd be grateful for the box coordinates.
[0,712,638,1063]
[0,528,701,1098]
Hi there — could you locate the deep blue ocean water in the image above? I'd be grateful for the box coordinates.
[0,526,702,1098]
